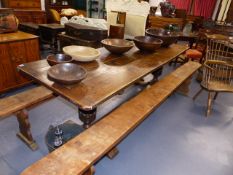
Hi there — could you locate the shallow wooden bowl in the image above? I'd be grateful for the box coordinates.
[47,54,72,66]
[133,36,163,52]
[146,27,179,47]
[47,63,87,85]
[101,39,134,54]
[63,45,101,62]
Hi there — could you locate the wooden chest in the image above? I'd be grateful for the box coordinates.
[65,23,108,41]
[0,31,40,93]
[59,34,103,49]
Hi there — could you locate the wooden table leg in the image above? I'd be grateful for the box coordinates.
[16,109,38,151]
[79,108,97,129]
[83,166,95,175]
[107,147,119,159]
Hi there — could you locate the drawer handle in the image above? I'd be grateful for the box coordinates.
[11,57,21,62]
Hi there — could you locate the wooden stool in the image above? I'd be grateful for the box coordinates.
[109,24,125,39]
[109,11,126,39]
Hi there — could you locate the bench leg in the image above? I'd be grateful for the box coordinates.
[107,147,119,159]
[176,76,192,96]
[152,67,163,82]
[16,110,38,151]
[83,166,95,175]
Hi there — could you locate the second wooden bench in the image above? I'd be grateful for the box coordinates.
[21,61,201,175]
[0,86,54,150]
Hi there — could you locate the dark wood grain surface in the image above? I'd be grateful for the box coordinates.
[18,44,188,110]
[0,31,38,43]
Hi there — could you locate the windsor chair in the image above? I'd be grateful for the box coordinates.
[193,34,233,116]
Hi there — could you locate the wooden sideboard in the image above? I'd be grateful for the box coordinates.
[148,15,185,29]
[14,10,47,24]
[0,31,40,93]
[1,0,41,10]
[1,0,47,24]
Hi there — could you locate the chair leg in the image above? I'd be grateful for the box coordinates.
[193,88,203,100]
[213,92,218,100]
[206,91,213,117]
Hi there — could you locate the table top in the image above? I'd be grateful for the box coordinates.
[38,24,65,30]
[0,31,38,43]
[18,44,188,110]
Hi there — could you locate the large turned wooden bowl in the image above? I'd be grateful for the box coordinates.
[146,27,179,47]
[47,63,87,85]
[47,54,72,66]
[101,39,134,54]
[63,45,101,62]
[133,36,163,52]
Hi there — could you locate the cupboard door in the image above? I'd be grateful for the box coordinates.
[25,39,40,62]
[0,44,17,92]
[8,41,29,84]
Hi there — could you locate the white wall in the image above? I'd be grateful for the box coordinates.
[41,0,45,10]
[149,0,163,7]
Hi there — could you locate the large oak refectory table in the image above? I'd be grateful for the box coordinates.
[18,44,188,128]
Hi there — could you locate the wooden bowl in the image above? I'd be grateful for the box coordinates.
[133,36,163,52]
[101,39,134,54]
[146,27,180,47]
[47,63,87,85]
[63,45,101,62]
[47,54,72,66]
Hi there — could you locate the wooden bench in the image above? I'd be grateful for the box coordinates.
[0,86,54,150]
[21,61,201,175]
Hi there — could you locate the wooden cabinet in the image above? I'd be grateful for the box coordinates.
[1,0,47,24]
[0,31,40,93]
[1,0,41,10]
[13,10,47,24]
[148,15,185,30]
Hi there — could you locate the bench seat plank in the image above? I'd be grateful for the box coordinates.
[0,86,53,118]
[21,62,201,175]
